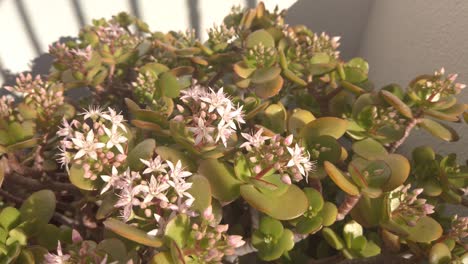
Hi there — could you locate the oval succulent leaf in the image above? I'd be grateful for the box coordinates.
[380,90,413,119]
[324,161,360,196]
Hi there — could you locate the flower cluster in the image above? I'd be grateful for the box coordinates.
[106,157,195,226]
[0,95,17,121]
[176,84,245,147]
[448,215,468,243]
[207,24,236,49]
[241,128,315,184]
[284,29,341,60]
[49,42,93,71]
[245,43,277,69]
[187,206,245,263]
[44,230,111,264]
[5,73,65,118]
[389,184,435,226]
[57,107,128,178]
[410,67,466,103]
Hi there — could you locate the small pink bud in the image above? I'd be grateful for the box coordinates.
[72,229,83,243]
[281,174,292,185]
[216,224,229,233]
[227,235,245,248]
[284,134,293,146]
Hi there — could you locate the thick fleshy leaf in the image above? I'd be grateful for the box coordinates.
[320,202,338,227]
[234,154,251,181]
[69,164,97,191]
[309,53,336,75]
[187,175,212,213]
[301,117,348,139]
[0,207,20,231]
[254,75,284,99]
[246,29,275,48]
[344,58,369,83]
[157,72,180,98]
[150,252,173,264]
[412,146,435,163]
[420,119,459,142]
[352,138,388,160]
[233,61,255,79]
[155,146,196,171]
[324,161,360,196]
[127,139,156,170]
[283,68,307,86]
[288,109,315,136]
[164,214,190,248]
[20,190,55,225]
[259,216,284,238]
[306,135,342,163]
[304,188,324,213]
[381,154,410,192]
[198,159,242,203]
[262,103,286,133]
[240,184,308,220]
[103,218,163,247]
[429,243,451,264]
[251,66,281,84]
[405,216,443,243]
[96,239,128,263]
[380,90,413,118]
[322,228,344,250]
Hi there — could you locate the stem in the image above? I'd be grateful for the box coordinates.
[207,70,224,87]
[389,118,422,153]
[336,194,361,221]
[4,172,78,193]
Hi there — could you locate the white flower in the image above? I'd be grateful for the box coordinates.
[286,144,313,177]
[180,84,207,102]
[71,130,105,160]
[44,241,70,264]
[188,118,215,145]
[240,128,270,150]
[56,147,71,168]
[167,160,192,180]
[81,105,104,120]
[103,125,128,153]
[216,124,233,147]
[115,185,142,221]
[142,175,170,204]
[100,166,121,194]
[201,88,230,115]
[140,156,168,175]
[218,103,245,130]
[57,118,75,138]
[101,107,127,132]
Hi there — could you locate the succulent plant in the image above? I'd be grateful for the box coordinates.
[0,2,466,263]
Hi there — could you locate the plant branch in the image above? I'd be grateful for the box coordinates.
[336,194,361,221]
[389,118,422,153]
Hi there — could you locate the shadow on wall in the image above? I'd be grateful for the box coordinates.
[286,0,373,60]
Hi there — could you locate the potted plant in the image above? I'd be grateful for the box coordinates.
[0,2,466,263]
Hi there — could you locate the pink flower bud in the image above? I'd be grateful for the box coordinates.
[284,134,293,146]
[216,224,229,233]
[227,235,245,248]
[281,174,292,185]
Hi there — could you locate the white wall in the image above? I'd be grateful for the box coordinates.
[359,0,468,159]
[0,0,296,84]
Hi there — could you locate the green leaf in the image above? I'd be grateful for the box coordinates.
[306,135,342,163]
[420,119,459,142]
[304,188,324,213]
[343,221,363,248]
[251,66,281,84]
[103,218,163,247]
[288,109,315,136]
[157,72,180,98]
[0,207,20,231]
[20,190,56,228]
[352,138,388,160]
[7,228,27,246]
[359,240,381,258]
[233,61,255,79]
[234,154,251,181]
[262,103,286,133]
[187,175,212,213]
[301,117,348,139]
[412,146,435,163]
[296,216,322,234]
[150,252,173,264]
[322,228,344,250]
[240,184,308,220]
[405,216,442,243]
[259,216,284,238]
[96,192,119,220]
[36,224,60,250]
[155,146,196,171]
[246,29,275,48]
[69,164,97,191]
[324,161,360,196]
[127,139,156,171]
[164,214,190,248]
[320,202,338,227]
[381,154,410,192]
[344,58,368,83]
[97,238,128,263]
[380,90,413,118]
[198,159,242,203]
[429,243,451,264]
[254,75,284,99]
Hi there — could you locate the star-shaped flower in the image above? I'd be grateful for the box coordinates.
[71,130,105,160]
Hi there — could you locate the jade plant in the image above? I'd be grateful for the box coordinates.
[0,3,466,263]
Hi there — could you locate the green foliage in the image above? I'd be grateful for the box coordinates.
[0,2,466,264]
